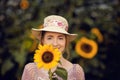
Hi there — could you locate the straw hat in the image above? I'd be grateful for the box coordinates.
[32,15,77,41]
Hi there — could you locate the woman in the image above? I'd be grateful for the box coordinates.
[22,15,85,80]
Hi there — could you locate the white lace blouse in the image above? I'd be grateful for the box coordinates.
[21,63,85,80]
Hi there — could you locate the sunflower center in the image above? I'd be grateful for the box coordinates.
[81,43,92,53]
[42,51,53,63]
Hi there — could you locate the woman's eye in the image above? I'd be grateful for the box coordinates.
[59,37,64,40]
[47,37,52,40]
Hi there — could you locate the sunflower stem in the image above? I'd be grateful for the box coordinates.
[49,69,53,80]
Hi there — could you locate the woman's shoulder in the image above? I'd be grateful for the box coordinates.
[25,62,36,67]
[73,64,83,69]
[73,64,84,72]
[24,62,37,71]
[72,64,85,80]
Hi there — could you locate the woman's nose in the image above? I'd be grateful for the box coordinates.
[52,39,58,46]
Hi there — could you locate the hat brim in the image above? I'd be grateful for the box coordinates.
[32,26,77,42]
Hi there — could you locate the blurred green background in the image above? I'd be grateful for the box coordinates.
[0,0,120,80]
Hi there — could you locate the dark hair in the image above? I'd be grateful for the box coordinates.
[40,31,46,45]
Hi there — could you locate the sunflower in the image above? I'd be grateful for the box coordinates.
[91,27,103,43]
[20,0,29,10]
[34,44,61,70]
[75,37,98,59]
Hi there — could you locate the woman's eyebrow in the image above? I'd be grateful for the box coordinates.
[46,34,65,37]
[46,35,53,37]
[58,34,65,37]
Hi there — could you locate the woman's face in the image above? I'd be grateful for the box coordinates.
[42,32,66,53]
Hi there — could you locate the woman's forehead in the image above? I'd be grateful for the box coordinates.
[45,31,65,36]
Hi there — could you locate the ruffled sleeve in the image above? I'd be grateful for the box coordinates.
[74,64,85,80]
[21,63,36,80]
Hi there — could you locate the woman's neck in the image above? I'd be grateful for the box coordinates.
[60,56,66,65]
[51,56,73,72]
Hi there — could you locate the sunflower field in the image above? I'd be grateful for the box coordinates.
[0,0,120,80]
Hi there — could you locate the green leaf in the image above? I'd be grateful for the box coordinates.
[54,67,68,80]
[1,59,14,75]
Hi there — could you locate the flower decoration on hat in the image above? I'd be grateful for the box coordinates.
[44,16,68,31]
[34,44,61,70]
